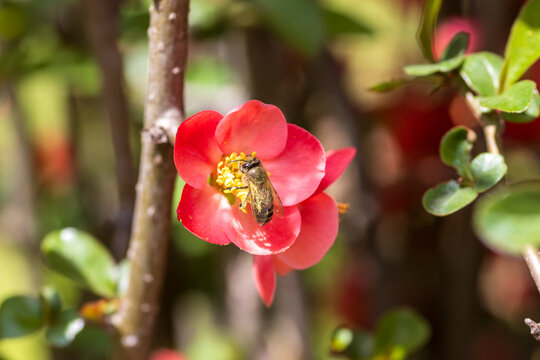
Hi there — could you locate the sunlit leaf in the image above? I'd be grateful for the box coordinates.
[417,0,442,62]
[0,296,44,339]
[502,90,540,123]
[439,126,474,176]
[404,33,469,76]
[41,228,117,297]
[478,80,536,113]
[501,0,540,89]
[460,52,504,96]
[470,153,507,192]
[474,182,540,254]
[423,180,478,216]
[374,309,431,358]
[330,327,373,360]
[45,309,85,347]
[253,0,324,56]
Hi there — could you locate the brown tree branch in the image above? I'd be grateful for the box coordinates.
[83,0,136,259]
[111,0,188,358]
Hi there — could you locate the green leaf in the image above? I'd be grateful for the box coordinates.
[323,8,373,37]
[404,56,464,76]
[423,180,478,216]
[404,31,469,77]
[253,0,324,56]
[41,228,117,297]
[501,0,540,89]
[502,90,540,123]
[470,153,507,192]
[330,327,374,360]
[440,32,470,61]
[460,52,504,96]
[374,309,431,358]
[416,0,442,62]
[478,80,536,113]
[0,296,45,339]
[45,309,85,347]
[439,126,475,176]
[473,182,540,255]
[370,78,412,92]
[116,259,130,296]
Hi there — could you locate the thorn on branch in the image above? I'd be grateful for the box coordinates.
[524,318,540,341]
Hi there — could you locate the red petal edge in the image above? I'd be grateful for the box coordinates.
[276,192,338,270]
[315,147,356,195]
[215,100,288,159]
[177,183,232,245]
[174,110,224,188]
[226,205,301,255]
[253,255,276,307]
[263,124,326,207]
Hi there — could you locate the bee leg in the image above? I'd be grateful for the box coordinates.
[240,192,251,210]
[225,186,248,191]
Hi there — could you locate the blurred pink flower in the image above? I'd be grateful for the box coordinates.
[150,349,188,360]
[252,148,356,305]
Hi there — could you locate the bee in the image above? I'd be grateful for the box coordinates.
[228,156,284,225]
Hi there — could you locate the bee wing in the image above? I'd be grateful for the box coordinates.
[249,181,275,225]
[268,180,284,218]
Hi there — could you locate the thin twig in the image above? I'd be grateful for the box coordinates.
[523,245,540,295]
[111,0,188,358]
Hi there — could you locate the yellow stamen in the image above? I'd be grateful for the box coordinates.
[337,202,350,215]
[215,151,257,213]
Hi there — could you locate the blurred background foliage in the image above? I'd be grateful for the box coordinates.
[1,0,540,359]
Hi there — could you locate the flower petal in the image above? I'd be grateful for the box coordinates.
[276,193,338,269]
[273,257,293,276]
[177,183,232,245]
[226,205,301,255]
[263,124,326,206]
[174,111,224,188]
[215,100,288,159]
[315,147,356,195]
[252,255,276,307]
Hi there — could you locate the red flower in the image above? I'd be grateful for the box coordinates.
[252,147,356,306]
[174,100,326,255]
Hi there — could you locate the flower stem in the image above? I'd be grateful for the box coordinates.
[111,0,189,359]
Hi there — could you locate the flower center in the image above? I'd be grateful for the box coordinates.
[215,151,257,213]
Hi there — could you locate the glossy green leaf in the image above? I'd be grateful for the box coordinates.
[440,32,470,60]
[478,80,536,113]
[502,90,540,123]
[460,52,504,96]
[324,8,373,37]
[473,182,540,254]
[41,228,117,297]
[0,296,44,339]
[46,309,85,347]
[501,0,540,89]
[330,327,374,360]
[253,0,324,56]
[374,309,430,357]
[404,32,469,76]
[440,126,474,176]
[470,153,507,192]
[403,56,464,76]
[423,180,478,216]
[417,0,442,62]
